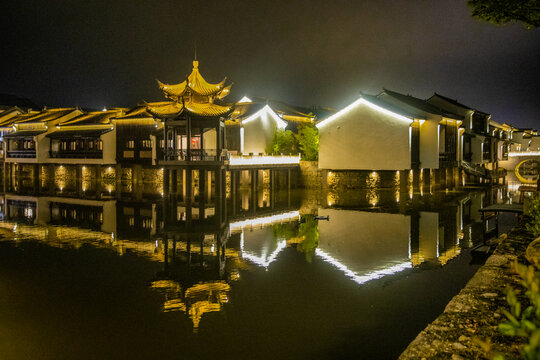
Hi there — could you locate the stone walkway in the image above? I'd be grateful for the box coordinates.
[399,225,535,359]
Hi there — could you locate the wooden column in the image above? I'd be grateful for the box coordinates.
[171,169,178,194]
[251,169,257,214]
[163,168,170,196]
[76,165,83,197]
[199,168,206,220]
[95,165,102,200]
[231,170,237,217]
[115,164,122,200]
[187,116,192,160]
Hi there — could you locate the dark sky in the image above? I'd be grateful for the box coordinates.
[1,0,539,128]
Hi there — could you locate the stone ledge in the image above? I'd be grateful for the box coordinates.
[399,226,535,360]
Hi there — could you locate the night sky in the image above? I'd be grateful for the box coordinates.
[1,0,539,128]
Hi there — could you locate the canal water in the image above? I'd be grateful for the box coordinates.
[0,182,519,359]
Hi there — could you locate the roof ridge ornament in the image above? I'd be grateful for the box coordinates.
[193,60,199,69]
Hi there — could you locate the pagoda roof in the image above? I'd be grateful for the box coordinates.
[146,101,233,118]
[157,60,229,98]
[59,109,122,126]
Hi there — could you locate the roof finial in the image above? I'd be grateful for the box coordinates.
[193,41,199,69]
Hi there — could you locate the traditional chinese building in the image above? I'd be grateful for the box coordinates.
[153,60,233,165]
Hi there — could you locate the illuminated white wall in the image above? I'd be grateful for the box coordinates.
[241,106,287,155]
[318,100,411,170]
[102,129,116,164]
[317,208,410,272]
[471,136,483,164]
[419,211,439,260]
[419,120,439,169]
[203,128,217,150]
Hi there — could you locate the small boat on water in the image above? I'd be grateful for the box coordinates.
[315,215,330,221]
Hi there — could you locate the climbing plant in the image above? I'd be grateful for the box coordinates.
[266,128,298,155]
[526,194,540,237]
[295,124,319,161]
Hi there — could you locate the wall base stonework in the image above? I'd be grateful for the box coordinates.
[400,225,535,359]
[299,161,323,189]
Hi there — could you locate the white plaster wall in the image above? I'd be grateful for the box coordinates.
[102,201,117,233]
[317,208,410,272]
[318,102,411,170]
[419,120,439,169]
[242,111,278,155]
[419,211,439,260]
[471,136,484,164]
[203,128,217,150]
[36,133,49,162]
[102,129,116,164]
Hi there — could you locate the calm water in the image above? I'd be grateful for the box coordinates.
[0,184,518,359]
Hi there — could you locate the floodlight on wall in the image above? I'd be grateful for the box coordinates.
[315,248,412,285]
[316,97,413,129]
[242,105,287,129]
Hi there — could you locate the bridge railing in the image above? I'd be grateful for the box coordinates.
[229,154,301,166]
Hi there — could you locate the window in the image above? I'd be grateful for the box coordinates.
[142,218,152,229]
[141,139,151,148]
[98,140,103,151]
[159,139,165,148]
[126,140,134,149]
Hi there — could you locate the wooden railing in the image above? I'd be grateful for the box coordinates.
[439,152,457,167]
[6,150,36,158]
[164,149,228,162]
[49,150,103,159]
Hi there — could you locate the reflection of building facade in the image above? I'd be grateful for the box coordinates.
[0,180,494,331]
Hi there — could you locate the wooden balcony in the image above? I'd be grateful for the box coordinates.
[439,152,457,167]
[162,149,228,162]
[6,149,36,158]
[49,150,103,159]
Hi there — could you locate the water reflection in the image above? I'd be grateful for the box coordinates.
[0,172,514,333]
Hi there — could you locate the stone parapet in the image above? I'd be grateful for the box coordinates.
[399,225,535,359]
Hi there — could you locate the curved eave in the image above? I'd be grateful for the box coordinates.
[216,84,232,100]
[187,74,228,96]
[147,103,185,118]
[157,79,188,97]
[184,103,233,117]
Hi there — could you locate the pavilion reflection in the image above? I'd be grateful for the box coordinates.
[0,181,497,331]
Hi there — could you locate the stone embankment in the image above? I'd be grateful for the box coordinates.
[399,224,536,359]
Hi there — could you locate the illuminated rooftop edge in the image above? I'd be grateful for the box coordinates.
[316,97,414,129]
[229,155,301,166]
[230,211,300,231]
[509,151,540,157]
[315,248,412,285]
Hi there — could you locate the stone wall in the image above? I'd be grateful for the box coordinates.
[399,225,535,359]
[299,161,323,189]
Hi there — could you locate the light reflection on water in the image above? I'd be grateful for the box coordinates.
[0,182,520,358]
